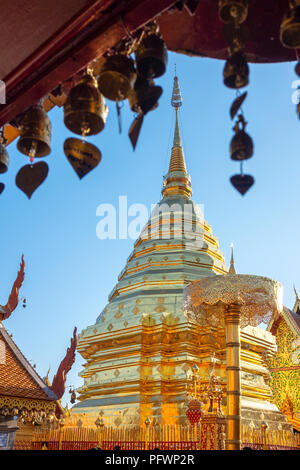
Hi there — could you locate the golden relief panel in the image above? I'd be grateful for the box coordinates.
[0,396,55,414]
[155,305,166,313]
[268,321,300,413]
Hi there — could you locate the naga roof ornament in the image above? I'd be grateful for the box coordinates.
[0,255,25,321]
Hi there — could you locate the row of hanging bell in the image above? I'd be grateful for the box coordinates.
[222,15,249,90]
[128,75,163,150]
[97,30,167,103]
[128,29,166,149]
[230,110,254,195]
[219,2,254,196]
[63,72,108,179]
[129,28,167,148]
[97,27,167,145]
[14,104,51,198]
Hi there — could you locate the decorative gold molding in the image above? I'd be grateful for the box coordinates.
[0,395,55,414]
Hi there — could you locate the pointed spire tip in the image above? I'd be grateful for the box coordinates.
[229,243,236,274]
[171,66,183,110]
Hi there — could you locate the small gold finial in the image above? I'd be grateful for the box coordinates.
[229,242,236,274]
[44,366,51,386]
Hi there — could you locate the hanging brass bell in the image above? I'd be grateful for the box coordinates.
[135,34,168,79]
[64,74,108,136]
[97,55,136,101]
[128,76,163,115]
[223,50,249,89]
[17,105,51,158]
[218,0,248,24]
[0,142,9,173]
[230,115,253,161]
[280,5,300,49]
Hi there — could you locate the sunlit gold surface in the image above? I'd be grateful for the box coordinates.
[74,80,287,437]
[184,274,283,328]
[184,274,283,450]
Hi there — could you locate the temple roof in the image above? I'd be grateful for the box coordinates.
[268,287,300,338]
[0,321,57,402]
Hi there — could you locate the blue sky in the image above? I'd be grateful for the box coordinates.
[1,51,300,406]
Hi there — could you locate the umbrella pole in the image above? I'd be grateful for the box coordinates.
[225,303,241,450]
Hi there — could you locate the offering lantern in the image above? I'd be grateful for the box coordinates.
[186,399,203,425]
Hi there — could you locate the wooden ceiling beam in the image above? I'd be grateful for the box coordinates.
[0,0,177,127]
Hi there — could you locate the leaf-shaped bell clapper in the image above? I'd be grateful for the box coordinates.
[135,33,168,79]
[128,76,163,115]
[224,50,249,89]
[230,173,254,195]
[64,74,108,136]
[64,138,101,179]
[218,0,248,24]
[230,115,253,161]
[97,55,136,101]
[128,76,162,150]
[16,162,49,199]
[17,105,51,159]
[0,141,9,174]
[280,4,300,49]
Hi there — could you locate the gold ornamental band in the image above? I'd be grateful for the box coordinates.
[227,391,241,396]
[227,415,241,420]
[226,440,242,445]
[226,342,241,347]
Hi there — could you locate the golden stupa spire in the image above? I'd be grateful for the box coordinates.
[162,67,192,199]
[229,242,236,274]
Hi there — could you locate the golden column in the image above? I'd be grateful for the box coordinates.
[225,303,241,450]
[184,274,283,451]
